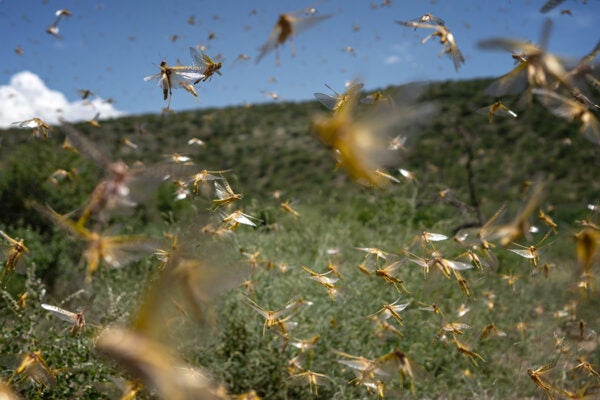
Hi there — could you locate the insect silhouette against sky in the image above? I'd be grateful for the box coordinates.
[314,81,365,114]
[46,9,71,38]
[144,60,204,109]
[478,20,567,98]
[256,8,331,64]
[189,47,222,83]
[397,19,465,71]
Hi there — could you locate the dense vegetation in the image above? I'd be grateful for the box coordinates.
[0,78,599,399]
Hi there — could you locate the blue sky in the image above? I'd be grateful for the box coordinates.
[0,0,598,125]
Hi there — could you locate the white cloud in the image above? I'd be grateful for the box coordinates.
[0,71,125,129]
[384,55,401,65]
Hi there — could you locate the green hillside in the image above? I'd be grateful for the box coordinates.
[0,78,599,399]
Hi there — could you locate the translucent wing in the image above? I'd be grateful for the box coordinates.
[485,63,529,96]
[256,11,331,63]
[59,121,112,168]
[228,212,257,227]
[41,304,77,323]
[409,13,446,26]
[582,117,600,145]
[396,20,440,30]
[532,88,584,120]
[314,92,339,110]
[214,181,233,200]
[102,236,161,268]
[288,12,332,37]
[189,47,208,69]
[423,232,448,242]
[13,119,42,129]
[493,106,518,118]
[478,38,542,56]
[445,260,474,271]
[508,248,536,259]
[144,72,163,82]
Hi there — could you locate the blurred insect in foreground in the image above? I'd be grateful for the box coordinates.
[41,294,95,336]
[37,205,158,282]
[312,83,431,187]
[189,47,222,83]
[86,112,102,128]
[46,9,71,38]
[490,179,545,247]
[107,378,143,400]
[532,88,600,145]
[11,118,52,138]
[256,8,331,64]
[562,40,600,93]
[333,350,386,395]
[0,381,20,400]
[361,90,396,109]
[314,81,365,114]
[9,351,56,388]
[97,327,228,400]
[376,349,430,394]
[144,60,204,109]
[538,209,558,233]
[374,169,401,184]
[478,20,567,98]
[475,101,517,123]
[232,390,261,400]
[574,226,599,291]
[540,0,566,13]
[0,230,28,288]
[60,122,193,227]
[397,20,464,71]
[187,137,205,146]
